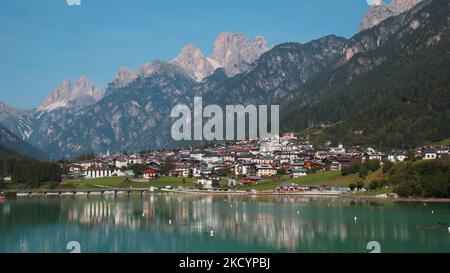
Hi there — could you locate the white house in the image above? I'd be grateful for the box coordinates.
[200,167,213,176]
[363,151,383,162]
[256,165,277,177]
[83,167,112,179]
[387,152,408,163]
[174,167,190,178]
[260,137,281,153]
[79,160,95,170]
[290,169,308,178]
[422,148,437,160]
[192,167,202,178]
[196,177,213,189]
[127,155,143,165]
[234,163,254,176]
[111,168,126,177]
[202,152,221,164]
[330,144,346,154]
[190,152,204,161]
[223,154,236,162]
[114,158,128,168]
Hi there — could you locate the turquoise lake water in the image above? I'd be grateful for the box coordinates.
[0,193,449,253]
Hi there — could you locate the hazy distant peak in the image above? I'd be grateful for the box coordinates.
[38,76,104,112]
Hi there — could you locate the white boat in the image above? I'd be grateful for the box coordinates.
[75,192,88,196]
[16,193,30,197]
[45,192,60,196]
[60,192,74,196]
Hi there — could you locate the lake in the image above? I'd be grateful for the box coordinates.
[0,193,449,253]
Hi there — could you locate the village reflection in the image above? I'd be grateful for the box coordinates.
[64,194,415,251]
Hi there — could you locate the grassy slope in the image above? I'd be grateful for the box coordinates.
[238,169,387,191]
[239,171,342,191]
[62,176,194,189]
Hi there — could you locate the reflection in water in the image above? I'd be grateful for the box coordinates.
[0,194,449,253]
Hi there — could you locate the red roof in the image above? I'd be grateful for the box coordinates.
[144,169,159,174]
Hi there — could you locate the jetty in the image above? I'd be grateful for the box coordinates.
[0,188,150,198]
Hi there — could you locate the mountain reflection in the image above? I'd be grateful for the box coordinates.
[1,195,449,253]
[62,194,418,251]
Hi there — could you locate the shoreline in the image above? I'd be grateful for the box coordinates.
[159,189,450,203]
[2,188,450,203]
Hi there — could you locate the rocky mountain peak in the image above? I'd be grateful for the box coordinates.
[114,67,136,87]
[108,33,268,90]
[209,32,269,77]
[38,76,104,112]
[117,68,134,83]
[170,44,214,82]
[73,76,95,97]
[359,0,425,32]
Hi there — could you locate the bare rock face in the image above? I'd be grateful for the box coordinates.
[170,44,215,82]
[359,0,425,32]
[0,101,33,140]
[38,76,104,112]
[135,60,190,79]
[114,67,136,87]
[209,33,269,77]
[171,33,269,81]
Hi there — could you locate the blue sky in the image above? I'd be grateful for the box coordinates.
[0,0,372,109]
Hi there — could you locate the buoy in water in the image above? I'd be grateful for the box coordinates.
[432,210,435,214]
[297,210,300,214]
[354,217,358,222]
[169,219,172,225]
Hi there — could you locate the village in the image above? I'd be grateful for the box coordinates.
[64,132,450,194]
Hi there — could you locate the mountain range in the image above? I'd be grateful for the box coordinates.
[282,0,449,148]
[0,0,448,159]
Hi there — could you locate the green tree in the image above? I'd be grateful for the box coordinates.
[349,183,356,191]
[390,158,450,198]
[356,181,365,190]
[212,179,220,188]
[130,164,147,177]
[342,164,360,176]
